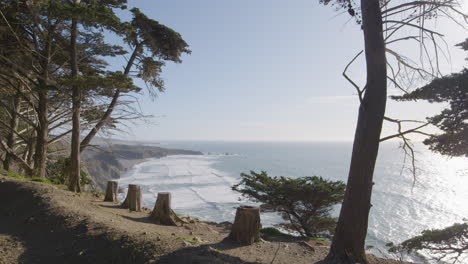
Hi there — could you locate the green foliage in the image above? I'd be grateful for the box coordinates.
[47,158,90,185]
[260,227,293,237]
[392,39,468,157]
[129,8,191,62]
[121,7,190,95]
[0,168,25,180]
[387,221,468,263]
[0,169,52,185]
[30,177,53,185]
[137,57,165,93]
[232,171,345,237]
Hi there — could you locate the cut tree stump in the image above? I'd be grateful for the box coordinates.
[121,184,141,212]
[104,181,118,202]
[150,192,186,226]
[227,206,261,244]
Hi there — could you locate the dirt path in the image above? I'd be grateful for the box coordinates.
[0,176,411,264]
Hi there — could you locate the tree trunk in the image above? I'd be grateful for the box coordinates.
[79,44,141,153]
[33,89,48,178]
[324,1,387,263]
[68,14,81,193]
[3,94,20,171]
[150,192,184,226]
[227,206,261,245]
[121,184,141,211]
[104,181,118,202]
[26,136,35,172]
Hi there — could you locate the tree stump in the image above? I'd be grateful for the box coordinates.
[150,192,186,226]
[104,181,118,202]
[121,184,141,212]
[227,206,261,244]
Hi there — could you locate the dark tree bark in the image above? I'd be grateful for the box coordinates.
[324,0,387,263]
[68,10,81,192]
[104,181,118,202]
[227,206,261,245]
[3,94,20,171]
[32,18,55,179]
[25,135,35,171]
[150,192,185,226]
[33,88,48,178]
[121,184,141,211]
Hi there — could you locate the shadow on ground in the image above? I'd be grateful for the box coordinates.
[0,180,259,263]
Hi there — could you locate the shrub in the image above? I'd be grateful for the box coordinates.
[47,157,90,185]
[388,221,468,263]
[232,170,345,238]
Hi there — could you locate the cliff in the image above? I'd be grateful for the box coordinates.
[83,144,203,190]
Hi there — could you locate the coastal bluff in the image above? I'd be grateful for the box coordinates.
[0,175,415,264]
[83,144,203,191]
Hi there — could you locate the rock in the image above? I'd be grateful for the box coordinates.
[156,236,161,241]
[192,237,202,242]
[182,241,192,247]
[171,233,176,236]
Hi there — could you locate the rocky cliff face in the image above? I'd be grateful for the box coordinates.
[83,144,203,190]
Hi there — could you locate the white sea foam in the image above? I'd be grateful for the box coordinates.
[117,155,258,223]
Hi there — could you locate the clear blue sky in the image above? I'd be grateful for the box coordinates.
[111,0,467,142]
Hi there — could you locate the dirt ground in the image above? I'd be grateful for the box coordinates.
[0,176,414,264]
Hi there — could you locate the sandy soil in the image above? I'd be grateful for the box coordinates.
[0,176,413,264]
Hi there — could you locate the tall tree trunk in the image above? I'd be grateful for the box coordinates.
[26,134,35,170]
[324,0,387,263]
[3,94,20,171]
[79,44,141,153]
[33,88,48,178]
[68,14,81,192]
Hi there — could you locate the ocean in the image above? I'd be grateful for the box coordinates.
[117,141,468,261]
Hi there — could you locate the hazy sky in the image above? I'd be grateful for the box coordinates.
[111,0,467,142]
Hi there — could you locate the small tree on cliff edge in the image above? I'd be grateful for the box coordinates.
[317,1,466,263]
[232,171,345,238]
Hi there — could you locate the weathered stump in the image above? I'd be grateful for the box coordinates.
[121,184,141,212]
[150,192,186,226]
[104,181,118,202]
[227,206,261,244]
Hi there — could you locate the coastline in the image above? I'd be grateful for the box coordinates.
[83,143,203,190]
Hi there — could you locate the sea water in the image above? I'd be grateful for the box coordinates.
[117,141,468,261]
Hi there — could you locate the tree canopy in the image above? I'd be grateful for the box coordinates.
[392,39,468,157]
[388,221,468,263]
[0,0,190,191]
